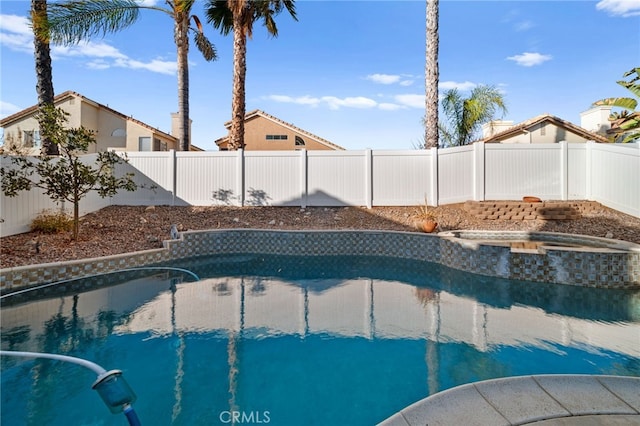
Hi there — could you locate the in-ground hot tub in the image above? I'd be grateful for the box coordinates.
[437,230,640,289]
[439,230,640,253]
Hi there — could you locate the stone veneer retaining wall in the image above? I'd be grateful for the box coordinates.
[1,229,639,294]
[463,200,604,220]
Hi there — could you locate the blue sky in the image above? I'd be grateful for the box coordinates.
[1,0,639,151]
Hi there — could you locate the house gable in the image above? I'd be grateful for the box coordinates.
[0,91,205,153]
[480,114,609,144]
[215,110,345,151]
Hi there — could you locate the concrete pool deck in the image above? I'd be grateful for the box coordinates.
[379,375,640,426]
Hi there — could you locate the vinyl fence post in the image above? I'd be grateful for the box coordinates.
[585,141,593,201]
[474,142,485,201]
[237,149,244,207]
[560,141,568,200]
[300,149,308,208]
[169,149,176,206]
[430,147,439,206]
[365,149,372,209]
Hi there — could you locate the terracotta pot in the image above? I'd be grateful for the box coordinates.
[420,220,438,233]
[523,196,542,203]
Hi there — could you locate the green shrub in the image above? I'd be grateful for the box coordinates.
[30,210,73,234]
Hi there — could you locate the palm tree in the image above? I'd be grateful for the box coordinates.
[593,67,640,143]
[424,0,439,149]
[439,85,507,147]
[205,0,297,151]
[44,0,217,151]
[31,0,59,155]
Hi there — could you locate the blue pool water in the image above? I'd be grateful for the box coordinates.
[2,254,639,426]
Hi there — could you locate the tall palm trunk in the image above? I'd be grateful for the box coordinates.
[175,11,191,151]
[229,8,248,151]
[32,0,59,155]
[424,0,439,149]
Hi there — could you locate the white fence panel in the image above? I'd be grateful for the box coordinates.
[112,151,175,206]
[371,150,432,206]
[484,144,562,200]
[589,143,639,217]
[567,144,587,200]
[438,145,475,205]
[176,151,240,206]
[0,154,111,237]
[3,143,640,237]
[244,151,303,206]
[0,156,59,237]
[79,154,114,213]
[307,151,367,206]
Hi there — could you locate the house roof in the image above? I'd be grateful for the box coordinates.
[215,109,345,150]
[479,114,609,144]
[1,90,205,151]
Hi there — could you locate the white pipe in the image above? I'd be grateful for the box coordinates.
[0,350,106,376]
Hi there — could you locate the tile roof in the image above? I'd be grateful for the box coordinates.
[479,114,609,143]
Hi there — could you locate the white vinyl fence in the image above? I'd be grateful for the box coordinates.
[1,142,638,237]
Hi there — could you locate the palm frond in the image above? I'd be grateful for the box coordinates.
[193,31,217,61]
[621,131,640,143]
[205,0,234,35]
[594,97,638,111]
[617,79,640,99]
[46,0,144,45]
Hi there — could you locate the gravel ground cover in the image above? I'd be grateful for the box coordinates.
[2,202,639,269]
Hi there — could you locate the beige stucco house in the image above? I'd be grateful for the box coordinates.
[480,113,609,144]
[215,109,345,151]
[0,91,203,154]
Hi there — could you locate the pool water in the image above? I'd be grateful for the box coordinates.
[2,254,639,426]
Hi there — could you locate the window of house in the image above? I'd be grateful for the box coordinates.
[540,125,546,136]
[266,134,288,140]
[153,138,167,151]
[139,136,152,151]
[295,136,305,146]
[111,128,126,137]
[23,130,41,148]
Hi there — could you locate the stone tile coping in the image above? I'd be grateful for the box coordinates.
[378,375,640,426]
[2,228,640,294]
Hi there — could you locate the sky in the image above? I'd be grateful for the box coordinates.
[1,0,639,151]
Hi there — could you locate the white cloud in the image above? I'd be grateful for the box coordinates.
[394,94,424,109]
[267,93,416,111]
[366,74,401,85]
[0,100,22,119]
[0,15,175,76]
[596,0,640,17]
[0,14,31,35]
[267,94,378,110]
[266,95,321,107]
[506,52,552,67]
[0,14,33,53]
[439,81,477,91]
[515,20,535,31]
[52,41,128,59]
[366,73,415,87]
[86,59,111,70]
[321,96,377,110]
[378,103,404,111]
[114,57,176,75]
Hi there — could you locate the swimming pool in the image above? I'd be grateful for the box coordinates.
[2,254,639,425]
